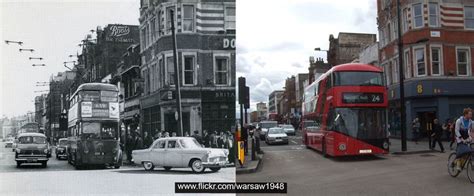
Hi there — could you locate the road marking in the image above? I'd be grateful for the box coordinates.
[291,140,298,144]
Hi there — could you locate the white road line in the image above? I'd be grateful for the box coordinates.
[291,140,298,144]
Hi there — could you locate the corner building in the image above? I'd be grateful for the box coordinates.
[139,0,236,136]
[378,0,474,138]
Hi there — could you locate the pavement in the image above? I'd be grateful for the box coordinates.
[389,137,443,154]
[0,142,235,196]
[237,131,473,196]
[236,137,265,174]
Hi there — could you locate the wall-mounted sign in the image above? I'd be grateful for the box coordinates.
[109,25,130,37]
[342,93,384,104]
[430,31,441,37]
[105,25,138,43]
[81,102,93,117]
[68,103,78,122]
[223,38,235,49]
[416,84,423,94]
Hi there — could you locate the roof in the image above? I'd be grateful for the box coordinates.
[331,63,383,72]
[18,132,46,137]
[72,83,119,97]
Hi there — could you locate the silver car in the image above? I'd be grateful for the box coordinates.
[258,121,278,139]
[265,127,289,145]
[132,137,229,173]
[280,124,295,135]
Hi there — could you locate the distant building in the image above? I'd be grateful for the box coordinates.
[250,111,258,123]
[268,90,284,114]
[358,42,379,66]
[46,71,76,140]
[295,73,309,118]
[34,94,48,131]
[256,102,268,121]
[308,57,330,84]
[327,32,377,66]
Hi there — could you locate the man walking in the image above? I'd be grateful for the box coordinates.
[431,118,445,152]
[143,131,153,149]
[412,117,420,144]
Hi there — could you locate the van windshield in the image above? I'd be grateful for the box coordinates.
[18,136,46,144]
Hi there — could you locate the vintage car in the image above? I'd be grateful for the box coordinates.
[132,137,228,173]
[265,127,289,145]
[15,133,50,168]
[55,138,68,160]
[5,137,14,148]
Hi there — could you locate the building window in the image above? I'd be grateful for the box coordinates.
[403,8,409,33]
[430,47,442,76]
[166,56,175,85]
[159,57,164,87]
[225,7,236,30]
[393,59,399,83]
[429,3,439,27]
[457,49,470,76]
[404,50,411,78]
[150,64,155,92]
[387,63,392,85]
[183,55,195,85]
[182,5,194,32]
[414,47,426,76]
[465,6,474,29]
[140,28,146,51]
[379,29,385,47]
[166,6,175,34]
[413,3,423,28]
[151,17,156,41]
[386,23,391,42]
[215,57,229,85]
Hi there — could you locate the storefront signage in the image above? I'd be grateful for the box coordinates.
[109,102,119,119]
[342,93,383,104]
[109,25,130,37]
[416,84,423,94]
[81,102,93,117]
[105,25,136,43]
[223,38,235,49]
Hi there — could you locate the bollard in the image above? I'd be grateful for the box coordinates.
[251,136,256,160]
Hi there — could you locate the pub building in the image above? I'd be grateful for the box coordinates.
[138,0,236,137]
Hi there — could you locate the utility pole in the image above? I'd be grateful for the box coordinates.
[170,9,183,136]
[397,0,407,151]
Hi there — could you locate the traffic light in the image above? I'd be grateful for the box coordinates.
[244,86,250,109]
[238,77,246,104]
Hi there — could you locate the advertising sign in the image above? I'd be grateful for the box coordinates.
[81,102,93,117]
[68,103,78,122]
[109,102,119,119]
[342,93,384,104]
[92,102,109,118]
[105,25,138,43]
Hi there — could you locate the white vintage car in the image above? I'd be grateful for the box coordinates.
[132,137,229,173]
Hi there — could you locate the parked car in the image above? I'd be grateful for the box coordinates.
[56,138,68,160]
[265,127,289,145]
[258,121,278,140]
[5,137,14,148]
[279,124,296,135]
[12,138,18,152]
[15,133,50,168]
[132,137,228,173]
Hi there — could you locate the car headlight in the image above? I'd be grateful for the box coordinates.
[44,149,49,154]
[383,141,389,149]
[16,148,21,153]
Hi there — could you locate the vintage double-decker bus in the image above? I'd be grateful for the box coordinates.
[67,83,122,169]
[302,63,389,157]
[18,122,41,134]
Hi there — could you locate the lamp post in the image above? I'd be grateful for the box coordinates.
[170,9,184,136]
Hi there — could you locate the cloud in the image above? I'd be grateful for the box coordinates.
[253,56,266,67]
[236,55,252,74]
[262,42,305,52]
[291,62,304,68]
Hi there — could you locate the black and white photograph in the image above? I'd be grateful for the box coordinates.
[1,0,236,195]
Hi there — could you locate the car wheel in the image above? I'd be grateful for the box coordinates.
[16,161,22,168]
[142,161,154,171]
[210,167,221,172]
[190,159,205,173]
[41,161,47,168]
[163,166,172,171]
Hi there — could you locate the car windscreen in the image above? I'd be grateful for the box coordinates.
[18,136,46,144]
[58,140,68,146]
[260,122,278,128]
[268,128,285,134]
[281,125,293,129]
[179,138,203,149]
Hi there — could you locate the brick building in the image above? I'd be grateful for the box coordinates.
[139,0,236,136]
[294,73,309,118]
[308,57,331,83]
[378,0,474,138]
[281,76,297,124]
[327,32,377,66]
[46,71,76,140]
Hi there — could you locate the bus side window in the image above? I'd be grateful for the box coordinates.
[326,109,335,130]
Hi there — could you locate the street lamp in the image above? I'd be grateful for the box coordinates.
[63,61,76,71]
[19,48,34,52]
[5,40,23,45]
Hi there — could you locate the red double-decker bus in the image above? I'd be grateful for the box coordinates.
[302,63,389,156]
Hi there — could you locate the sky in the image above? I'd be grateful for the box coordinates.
[237,0,378,112]
[0,0,140,118]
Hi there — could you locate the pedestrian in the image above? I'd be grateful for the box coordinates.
[242,124,249,154]
[210,131,218,148]
[202,130,210,147]
[154,130,161,140]
[125,134,134,163]
[134,131,144,150]
[448,118,456,150]
[218,132,225,148]
[431,119,445,152]
[192,130,202,144]
[164,131,170,138]
[143,131,153,149]
[412,117,420,144]
[171,132,177,137]
[454,108,474,171]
